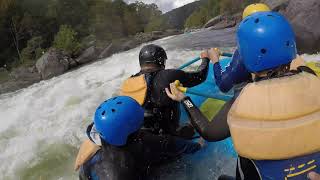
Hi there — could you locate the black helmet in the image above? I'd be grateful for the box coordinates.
[139,44,167,68]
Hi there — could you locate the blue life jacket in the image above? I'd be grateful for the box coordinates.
[253,152,320,180]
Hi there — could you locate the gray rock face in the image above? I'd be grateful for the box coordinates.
[280,0,320,54]
[204,13,242,30]
[75,46,98,64]
[98,43,113,59]
[203,15,224,29]
[36,49,69,80]
[261,0,289,11]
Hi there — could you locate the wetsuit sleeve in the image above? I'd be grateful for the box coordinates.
[214,50,252,93]
[214,62,234,93]
[178,58,210,87]
[181,96,231,142]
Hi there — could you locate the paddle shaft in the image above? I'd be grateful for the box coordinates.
[186,88,232,102]
[176,52,233,100]
[178,52,233,70]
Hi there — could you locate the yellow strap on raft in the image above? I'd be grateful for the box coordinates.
[228,72,320,160]
[74,139,101,171]
[120,75,147,105]
[307,61,320,76]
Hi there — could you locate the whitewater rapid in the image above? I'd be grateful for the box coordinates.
[0,32,319,179]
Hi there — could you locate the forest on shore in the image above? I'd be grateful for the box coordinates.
[0,0,166,70]
[0,0,260,82]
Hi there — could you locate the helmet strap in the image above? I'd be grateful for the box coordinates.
[254,64,290,81]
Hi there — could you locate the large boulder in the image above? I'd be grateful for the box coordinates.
[165,29,181,35]
[36,48,69,80]
[135,32,153,43]
[280,0,320,54]
[203,14,224,28]
[204,13,242,30]
[75,46,98,64]
[151,31,164,40]
[98,43,113,59]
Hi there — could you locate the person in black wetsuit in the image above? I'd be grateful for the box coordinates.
[76,96,202,180]
[121,44,215,138]
[166,12,319,180]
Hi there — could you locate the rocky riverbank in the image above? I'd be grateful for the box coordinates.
[0,30,181,94]
[2,0,320,95]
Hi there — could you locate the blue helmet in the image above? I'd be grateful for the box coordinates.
[237,12,297,73]
[94,96,144,146]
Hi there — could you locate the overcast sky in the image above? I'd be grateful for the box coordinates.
[124,0,198,13]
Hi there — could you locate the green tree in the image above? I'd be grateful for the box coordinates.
[184,0,260,29]
[133,2,162,28]
[184,7,209,28]
[46,0,89,36]
[123,6,140,36]
[21,36,44,62]
[88,0,117,41]
[53,25,81,55]
[144,16,168,32]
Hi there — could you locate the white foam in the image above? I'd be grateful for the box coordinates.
[301,53,320,62]
[0,41,202,179]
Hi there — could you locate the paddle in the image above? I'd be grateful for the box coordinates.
[176,51,233,101]
[178,52,233,70]
[174,80,233,102]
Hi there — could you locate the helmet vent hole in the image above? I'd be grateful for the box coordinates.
[117,102,122,104]
[102,111,106,115]
[267,14,274,17]
[113,97,117,100]
[254,18,260,23]
[112,109,116,113]
[286,41,290,46]
[261,49,267,54]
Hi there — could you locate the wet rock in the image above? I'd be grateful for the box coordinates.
[203,14,224,28]
[204,13,242,30]
[261,0,289,11]
[151,31,164,39]
[36,48,69,80]
[135,32,153,43]
[75,46,98,64]
[281,0,320,54]
[68,58,79,68]
[208,19,236,30]
[165,29,181,35]
[98,43,113,59]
